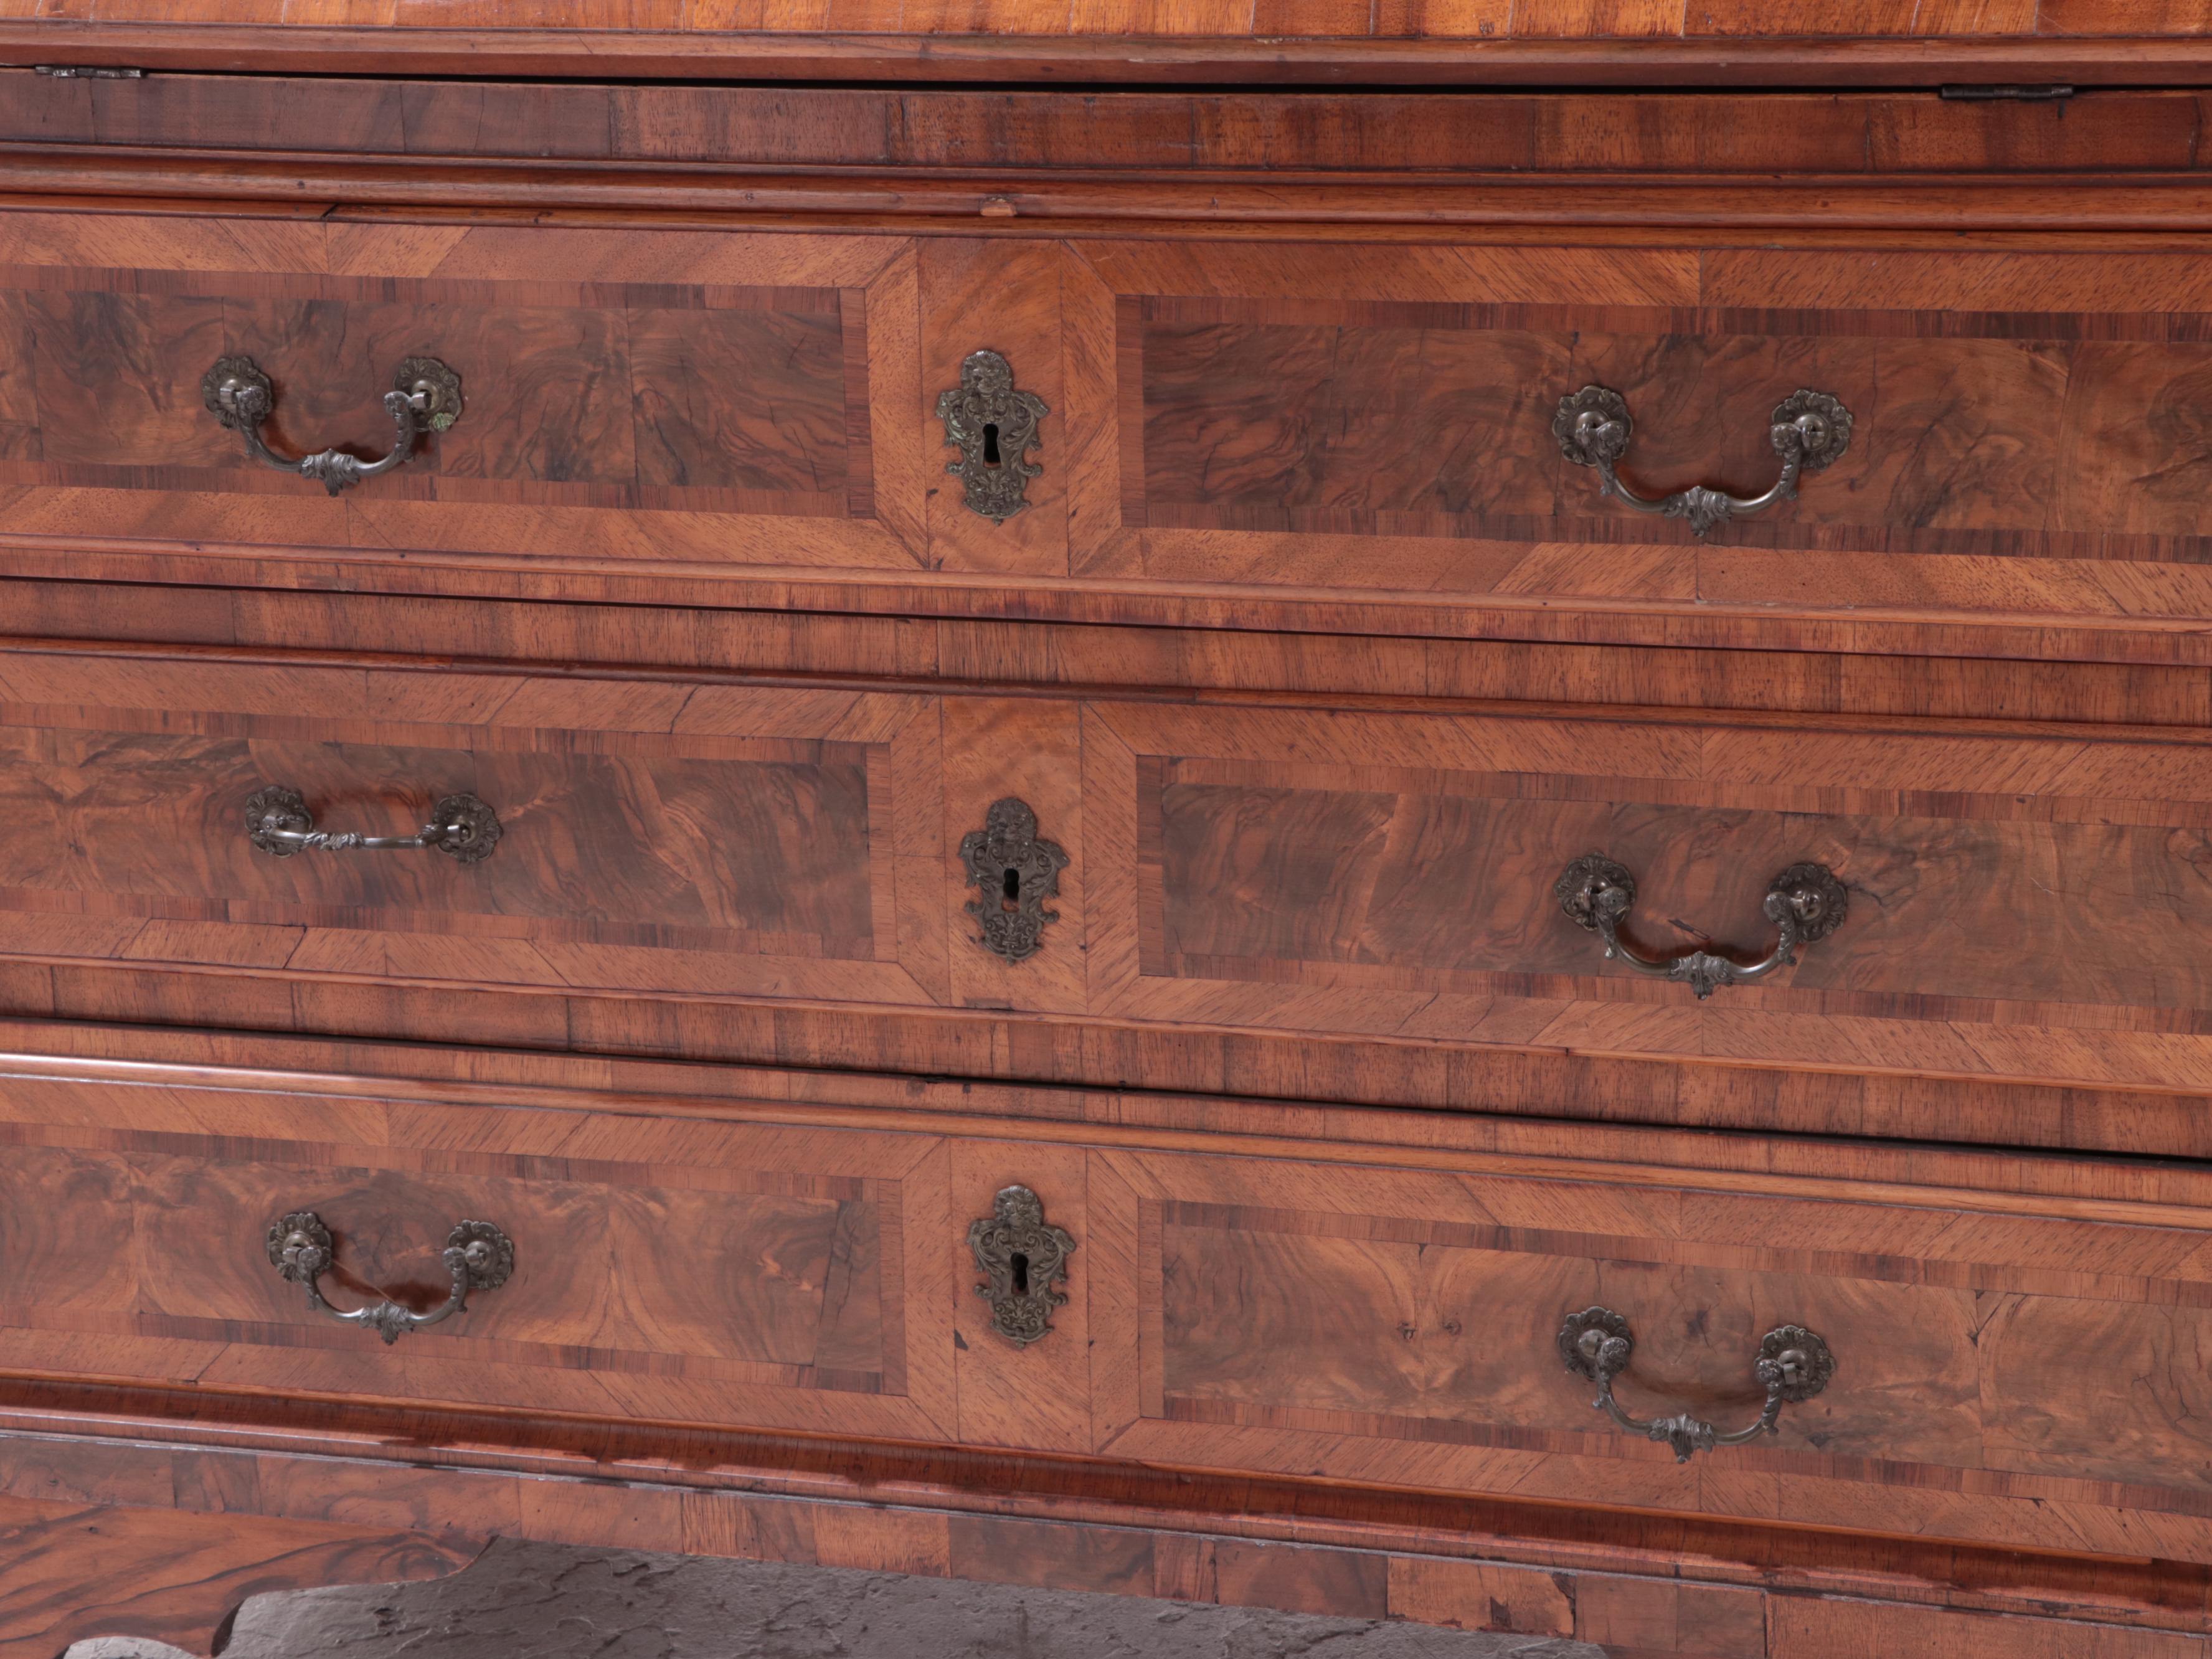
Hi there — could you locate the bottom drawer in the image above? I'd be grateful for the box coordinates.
[0,1065,985,1447]
[7,1057,2212,1567]
[1087,1145,2212,1564]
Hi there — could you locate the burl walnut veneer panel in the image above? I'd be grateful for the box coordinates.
[0,1066,959,1445]
[1065,239,2212,643]
[7,76,2207,179]
[0,651,951,1009]
[1080,699,2212,1095]
[0,212,937,577]
[1086,1141,2212,1566]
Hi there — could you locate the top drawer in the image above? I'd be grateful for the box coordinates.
[0,212,934,580]
[1067,236,2212,658]
[17,207,2212,663]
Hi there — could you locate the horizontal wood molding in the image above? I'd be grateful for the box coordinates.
[0,1491,478,1659]
[12,78,2212,182]
[4,578,2208,727]
[17,547,2212,674]
[3,26,2212,87]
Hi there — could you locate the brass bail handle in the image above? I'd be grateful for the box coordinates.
[1559,1305,1837,1462]
[1556,854,1848,999]
[203,354,463,496]
[245,785,503,864]
[1554,384,1853,537]
[267,1210,515,1346]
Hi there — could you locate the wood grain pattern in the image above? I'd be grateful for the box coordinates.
[1080,242,2212,640]
[0,211,922,575]
[0,1494,476,1659]
[9,643,2212,1097]
[1083,696,2212,1094]
[1089,1141,2212,1563]
[12,1052,2212,1637]
[0,650,949,1007]
[0,1066,958,1444]
[0,0,2193,40]
[11,21,2212,92]
[7,75,2209,179]
[24,214,2212,656]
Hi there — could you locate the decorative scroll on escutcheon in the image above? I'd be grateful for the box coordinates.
[1555,854,1846,999]
[1559,1305,1836,1462]
[267,1211,514,1345]
[203,353,463,495]
[968,1184,1075,1348]
[246,785,503,864]
[960,796,1068,962]
[1554,384,1853,537]
[936,348,1048,522]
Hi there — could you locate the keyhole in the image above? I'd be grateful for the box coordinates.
[1001,865,1021,912]
[1010,1251,1030,1295]
[982,422,1001,467]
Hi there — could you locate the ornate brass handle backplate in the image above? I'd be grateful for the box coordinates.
[245,785,503,863]
[267,1210,514,1345]
[202,354,463,495]
[1554,385,1852,537]
[1556,854,1846,999]
[1559,1306,1835,1462]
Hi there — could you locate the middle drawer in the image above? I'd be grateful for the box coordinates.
[0,646,2206,1103]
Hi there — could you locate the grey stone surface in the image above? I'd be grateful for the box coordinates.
[64,1538,1605,1658]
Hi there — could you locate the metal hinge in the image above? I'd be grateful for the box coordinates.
[33,65,144,78]
[1939,83,2074,102]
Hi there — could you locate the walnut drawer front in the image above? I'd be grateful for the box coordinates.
[22,208,2212,659]
[14,1056,2212,1567]
[6,646,2212,1099]
[0,212,929,582]
[0,651,956,1009]
[1086,1137,2212,1564]
[0,1066,998,1447]
[1062,236,2212,645]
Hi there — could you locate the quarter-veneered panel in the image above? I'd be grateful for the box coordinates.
[1094,1143,2212,1562]
[1069,240,2212,649]
[0,212,926,578]
[0,1067,957,1442]
[0,653,947,1006]
[1083,698,2212,1095]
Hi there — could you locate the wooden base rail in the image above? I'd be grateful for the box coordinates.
[6,1410,2212,1659]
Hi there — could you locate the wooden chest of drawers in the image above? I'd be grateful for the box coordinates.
[11,12,2212,1658]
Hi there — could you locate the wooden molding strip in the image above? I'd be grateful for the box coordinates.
[5,1385,2210,1637]
[1,26,2211,86]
